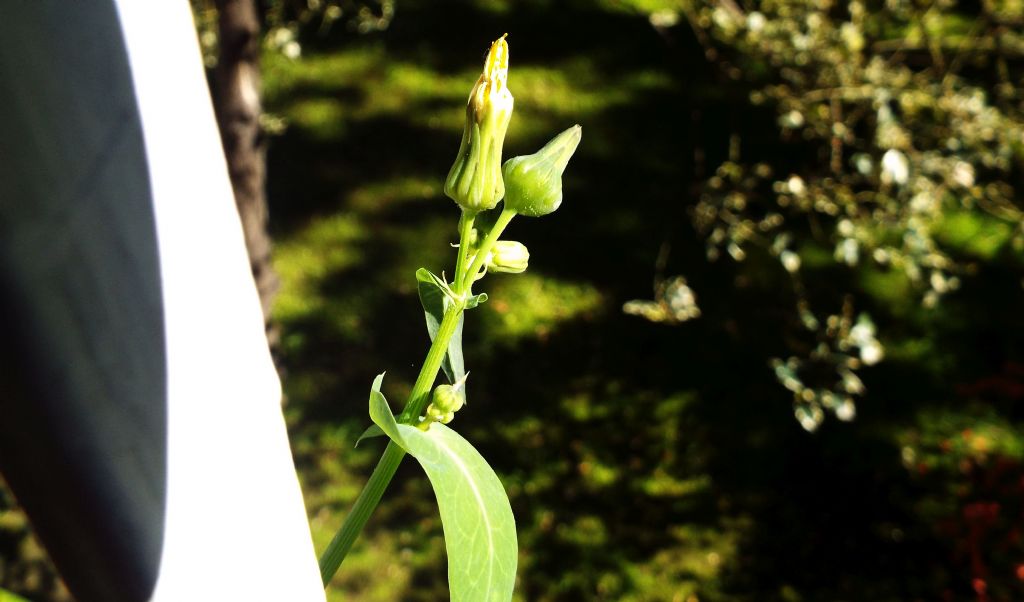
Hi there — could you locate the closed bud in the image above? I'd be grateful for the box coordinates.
[502,125,581,217]
[486,240,529,274]
[430,383,465,414]
[419,404,456,429]
[444,35,514,213]
[425,404,446,424]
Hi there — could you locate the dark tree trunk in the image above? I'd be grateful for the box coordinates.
[212,0,278,331]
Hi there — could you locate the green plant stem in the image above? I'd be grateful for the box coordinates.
[462,208,517,288]
[320,212,482,586]
[320,305,462,585]
[397,303,464,424]
[453,211,476,291]
[318,440,404,584]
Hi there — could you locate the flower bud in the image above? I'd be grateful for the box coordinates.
[486,240,529,274]
[420,403,455,429]
[502,125,582,217]
[426,404,446,422]
[423,378,468,428]
[431,383,465,414]
[444,35,514,213]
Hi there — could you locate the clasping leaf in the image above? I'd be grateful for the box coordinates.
[369,383,517,601]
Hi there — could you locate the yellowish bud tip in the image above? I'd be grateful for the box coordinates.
[471,34,511,122]
[485,34,509,82]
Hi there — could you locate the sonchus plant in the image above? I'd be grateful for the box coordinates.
[317,35,581,601]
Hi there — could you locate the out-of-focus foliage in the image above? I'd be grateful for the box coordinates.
[193,0,394,66]
[0,479,70,602]
[897,401,1024,601]
[262,0,395,60]
[630,0,1024,431]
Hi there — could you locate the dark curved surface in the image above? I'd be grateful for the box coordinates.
[0,3,166,601]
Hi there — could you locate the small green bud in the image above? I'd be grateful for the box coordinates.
[430,383,465,414]
[421,376,469,429]
[486,240,529,274]
[426,404,446,423]
[420,403,452,430]
[444,35,514,213]
[502,124,582,217]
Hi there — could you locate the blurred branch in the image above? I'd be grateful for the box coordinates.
[212,0,279,331]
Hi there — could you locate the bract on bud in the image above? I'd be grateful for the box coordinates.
[502,124,581,217]
[486,240,529,274]
[444,35,515,213]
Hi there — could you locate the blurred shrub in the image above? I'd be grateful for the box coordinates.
[0,479,70,601]
[193,0,395,66]
[630,0,1024,430]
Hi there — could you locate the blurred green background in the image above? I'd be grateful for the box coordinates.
[4,0,1024,600]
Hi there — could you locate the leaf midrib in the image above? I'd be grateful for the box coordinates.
[435,432,495,593]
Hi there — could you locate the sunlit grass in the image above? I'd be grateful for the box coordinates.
[347,177,443,214]
[266,43,674,151]
[479,273,603,343]
[513,62,671,118]
[265,46,468,138]
[273,213,365,325]
[285,98,350,140]
[385,215,457,284]
[263,45,385,106]
[621,521,744,602]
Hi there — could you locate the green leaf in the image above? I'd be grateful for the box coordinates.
[369,386,407,450]
[370,372,385,393]
[465,292,488,309]
[416,268,466,384]
[355,373,388,446]
[354,424,384,447]
[369,393,517,601]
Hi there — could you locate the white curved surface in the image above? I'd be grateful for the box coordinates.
[113,2,326,599]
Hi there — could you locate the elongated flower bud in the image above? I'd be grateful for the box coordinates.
[486,240,529,274]
[444,35,514,213]
[502,125,582,217]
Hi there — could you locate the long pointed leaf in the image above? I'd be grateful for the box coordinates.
[415,268,465,384]
[354,424,384,447]
[355,373,388,446]
[369,394,517,601]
